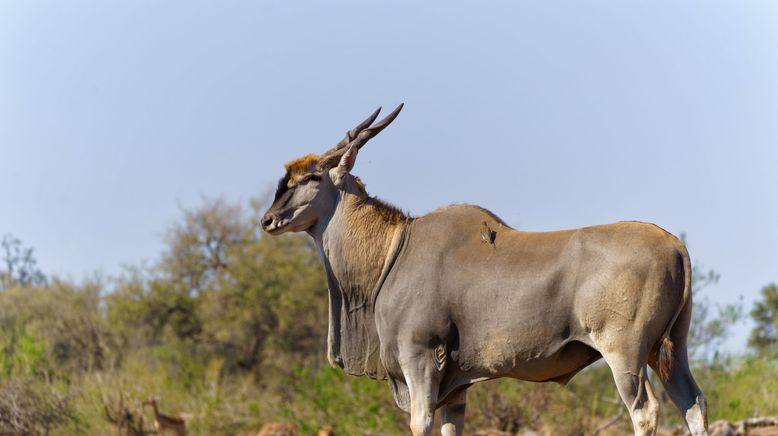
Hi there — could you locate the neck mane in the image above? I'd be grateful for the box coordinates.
[336,193,409,300]
[312,183,411,379]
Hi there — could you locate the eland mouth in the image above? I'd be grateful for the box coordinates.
[261,214,290,234]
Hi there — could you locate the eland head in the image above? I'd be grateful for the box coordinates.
[261,104,404,235]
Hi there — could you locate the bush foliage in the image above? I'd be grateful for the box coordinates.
[0,198,775,435]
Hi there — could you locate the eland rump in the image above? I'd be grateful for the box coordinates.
[261,104,708,436]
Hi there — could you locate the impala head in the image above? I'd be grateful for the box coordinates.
[261,104,404,235]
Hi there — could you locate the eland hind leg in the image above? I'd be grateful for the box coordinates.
[649,302,708,436]
[650,354,707,436]
[598,342,661,436]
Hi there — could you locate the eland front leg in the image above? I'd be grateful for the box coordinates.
[400,350,443,436]
[441,389,467,436]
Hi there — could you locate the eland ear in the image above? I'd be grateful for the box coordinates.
[330,143,358,186]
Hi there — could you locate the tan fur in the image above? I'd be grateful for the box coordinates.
[658,336,674,381]
[353,176,366,192]
[256,422,298,436]
[143,399,186,436]
[339,194,410,299]
[284,154,320,186]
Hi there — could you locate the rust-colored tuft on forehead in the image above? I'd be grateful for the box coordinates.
[283,154,320,186]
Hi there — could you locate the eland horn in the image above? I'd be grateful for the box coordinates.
[319,103,404,169]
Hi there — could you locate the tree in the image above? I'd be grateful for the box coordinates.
[160,197,244,295]
[0,379,76,435]
[748,283,778,354]
[0,279,111,378]
[0,234,47,290]
[105,196,328,378]
[187,197,327,375]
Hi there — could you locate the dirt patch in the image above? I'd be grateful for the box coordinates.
[657,417,778,436]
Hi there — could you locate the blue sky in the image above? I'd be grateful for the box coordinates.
[1,1,776,352]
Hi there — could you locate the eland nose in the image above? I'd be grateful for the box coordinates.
[261,214,275,230]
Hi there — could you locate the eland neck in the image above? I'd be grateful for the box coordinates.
[309,187,410,308]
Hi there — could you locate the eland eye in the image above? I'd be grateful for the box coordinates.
[299,174,322,184]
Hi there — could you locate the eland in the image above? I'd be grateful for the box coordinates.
[261,104,708,436]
